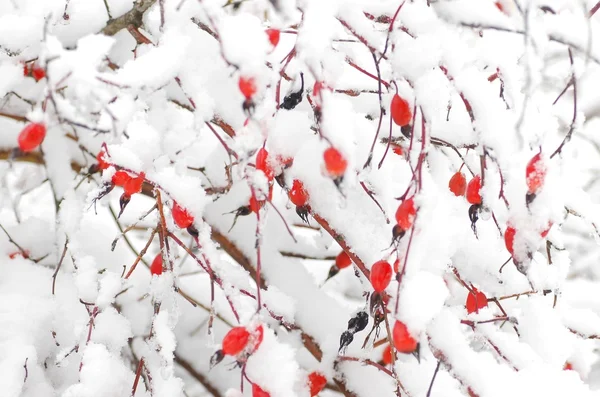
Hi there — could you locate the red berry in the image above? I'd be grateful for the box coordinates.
[323,147,347,178]
[112,170,132,186]
[370,260,393,292]
[564,362,573,371]
[9,250,29,260]
[124,172,145,196]
[222,327,251,356]
[249,195,263,214]
[466,175,482,205]
[256,148,274,180]
[239,76,257,99]
[526,153,546,195]
[395,197,416,231]
[449,172,467,196]
[31,65,46,81]
[172,202,194,229]
[23,63,30,77]
[392,321,418,353]
[382,344,393,365]
[392,145,403,156]
[393,259,400,273]
[335,251,352,269]
[250,324,264,353]
[150,253,163,275]
[466,288,488,314]
[308,372,327,397]
[390,94,412,126]
[541,223,552,238]
[97,151,110,170]
[266,28,280,47]
[252,383,270,397]
[18,123,46,152]
[495,1,504,12]
[504,226,516,255]
[289,179,308,207]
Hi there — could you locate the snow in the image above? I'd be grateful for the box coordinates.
[2,0,600,396]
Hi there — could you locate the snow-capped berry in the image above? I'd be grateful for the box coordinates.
[256,148,274,180]
[382,344,393,365]
[393,258,400,273]
[222,327,251,356]
[449,172,467,196]
[390,94,412,127]
[466,176,482,205]
[393,321,418,353]
[564,362,573,371]
[266,28,280,47]
[252,383,270,397]
[395,197,416,231]
[370,260,393,292]
[323,147,347,178]
[112,170,131,186]
[239,76,257,99]
[124,172,145,196]
[250,324,264,353]
[31,65,46,81]
[504,226,516,255]
[308,372,327,397]
[18,123,46,152]
[150,254,163,276]
[172,202,194,229]
[526,153,546,195]
[335,251,352,269]
[289,179,308,207]
[96,151,110,170]
[466,288,488,314]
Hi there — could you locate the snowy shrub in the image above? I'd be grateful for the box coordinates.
[3,0,600,396]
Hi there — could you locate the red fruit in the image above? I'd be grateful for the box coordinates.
[150,254,163,275]
[289,179,308,207]
[256,148,274,180]
[222,327,251,356]
[266,28,280,47]
[172,202,194,229]
[250,324,264,353]
[393,321,418,353]
[466,288,488,314]
[97,151,110,170]
[239,76,257,99]
[466,175,482,205]
[395,197,416,231]
[9,250,30,259]
[526,153,546,195]
[308,372,327,397]
[23,63,30,76]
[392,145,403,156]
[18,123,46,152]
[370,260,393,292]
[382,344,393,365]
[393,259,400,273]
[323,147,347,178]
[391,94,412,127]
[504,226,516,255]
[112,170,131,186]
[449,172,467,196]
[124,172,145,195]
[249,194,264,214]
[252,383,270,397]
[335,251,352,269]
[495,1,504,12]
[564,362,573,371]
[541,223,552,238]
[31,65,46,81]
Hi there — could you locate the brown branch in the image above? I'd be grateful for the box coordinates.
[174,354,222,397]
[101,0,158,36]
